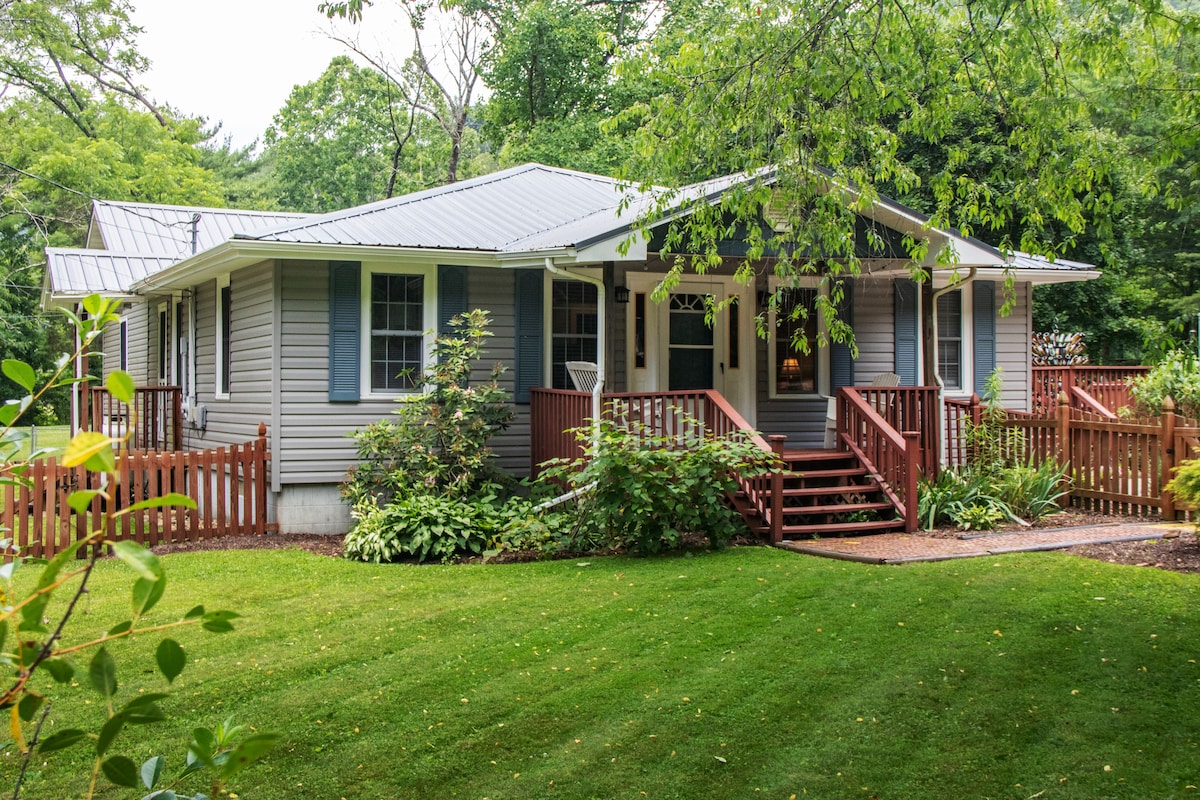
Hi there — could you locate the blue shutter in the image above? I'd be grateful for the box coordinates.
[328,261,361,402]
[438,265,469,334]
[829,280,855,392]
[973,280,996,396]
[894,279,919,386]
[513,270,543,404]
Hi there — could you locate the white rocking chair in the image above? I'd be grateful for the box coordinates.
[565,361,599,392]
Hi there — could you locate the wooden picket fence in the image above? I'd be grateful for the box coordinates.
[945,393,1198,518]
[1,424,273,560]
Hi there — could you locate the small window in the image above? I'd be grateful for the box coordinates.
[774,288,818,394]
[937,290,963,390]
[119,320,128,372]
[157,307,168,381]
[370,273,424,391]
[217,281,232,396]
[551,280,598,389]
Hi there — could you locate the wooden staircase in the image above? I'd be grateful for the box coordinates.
[735,448,906,540]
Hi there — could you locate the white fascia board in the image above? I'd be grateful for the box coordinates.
[133,241,526,292]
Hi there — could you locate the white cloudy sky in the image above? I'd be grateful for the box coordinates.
[132,0,412,149]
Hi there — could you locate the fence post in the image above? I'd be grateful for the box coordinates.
[768,435,787,544]
[256,421,268,534]
[1057,390,1072,508]
[1162,396,1177,521]
[903,430,920,533]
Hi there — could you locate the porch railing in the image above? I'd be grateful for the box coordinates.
[850,386,941,478]
[2,424,272,561]
[835,388,921,533]
[86,385,182,452]
[1032,366,1149,415]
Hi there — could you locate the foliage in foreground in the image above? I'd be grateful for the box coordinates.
[0,296,273,798]
[1166,456,1200,532]
[17,546,1200,799]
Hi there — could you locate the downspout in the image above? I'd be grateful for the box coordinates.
[930,266,978,463]
[543,257,605,449]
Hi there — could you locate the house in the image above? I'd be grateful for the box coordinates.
[42,164,1099,534]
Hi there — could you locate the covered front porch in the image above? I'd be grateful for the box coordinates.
[531,385,942,541]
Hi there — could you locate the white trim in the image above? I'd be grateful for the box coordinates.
[359,261,438,399]
[932,279,976,398]
[214,273,231,400]
[542,268,603,391]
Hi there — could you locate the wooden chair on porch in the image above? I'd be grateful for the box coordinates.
[565,361,599,392]
[824,372,902,448]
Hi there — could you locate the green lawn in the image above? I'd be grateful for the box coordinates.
[9,547,1200,799]
[10,424,70,461]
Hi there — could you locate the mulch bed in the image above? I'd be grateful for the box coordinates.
[148,509,1200,574]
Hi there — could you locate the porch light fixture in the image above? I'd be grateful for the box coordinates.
[614,286,631,304]
[780,357,802,380]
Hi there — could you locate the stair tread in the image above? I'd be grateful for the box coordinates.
[779,501,895,515]
[779,484,881,497]
[787,467,869,479]
[780,519,907,536]
[781,449,855,464]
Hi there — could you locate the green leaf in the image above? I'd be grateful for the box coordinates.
[67,490,103,515]
[122,493,197,513]
[18,692,43,722]
[156,639,185,684]
[141,754,165,790]
[220,732,279,780]
[62,431,115,472]
[42,657,74,683]
[2,360,36,392]
[184,605,205,619]
[81,294,105,318]
[0,402,21,426]
[107,620,132,636]
[105,370,135,404]
[112,540,163,582]
[102,754,139,787]
[39,728,87,752]
[96,712,125,756]
[132,575,165,617]
[89,646,117,699]
[22,546,80,632]
[189,727,216,767]
[201,609,240,633]
[0,620,5,654]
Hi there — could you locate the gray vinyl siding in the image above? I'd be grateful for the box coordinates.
[277,261,529,485]
[192,263,274,448]
[124,304,150,385]
[995,280,1032,411]
[848,276,897,384]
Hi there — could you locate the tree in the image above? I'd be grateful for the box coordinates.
[616,0,1199,342]
[0,0,167,137]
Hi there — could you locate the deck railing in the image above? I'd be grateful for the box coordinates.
[835,388,921,532]
[86,385,183,452]
[851,386,941,478]
[2,423,272,561]
[1032,366,1149,415]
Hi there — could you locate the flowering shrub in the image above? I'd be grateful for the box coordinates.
[343,309,515,506]
[1127,350,1200,420]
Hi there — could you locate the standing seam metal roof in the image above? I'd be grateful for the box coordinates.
[44,249,180,295]
[91,201,313,258]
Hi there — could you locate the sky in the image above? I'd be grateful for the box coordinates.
[131,0,411,150]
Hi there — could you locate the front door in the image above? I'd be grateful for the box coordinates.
[625,274,755,424]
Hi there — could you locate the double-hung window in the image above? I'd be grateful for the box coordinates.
[550,280,598,390]
[216,275,231,397]
[937,289,963,391]
[370,273,425,391]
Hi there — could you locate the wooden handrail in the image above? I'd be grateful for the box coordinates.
[1069,385,1118,419]
[837,387,919,532]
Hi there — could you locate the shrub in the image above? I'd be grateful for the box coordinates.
[1127,350,1200,420]
[997,459,1069,520]
[343,309,515,507]
[1166,457,1200,531]
[344,494,506,563]
[539,411,775,555]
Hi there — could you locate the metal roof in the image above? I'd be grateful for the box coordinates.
[44,248,179,297]
[238,164,640,252]
[91,201,313,258]
[1009,252,1096,271]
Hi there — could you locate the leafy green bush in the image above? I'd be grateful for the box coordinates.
[343,309,515,506]
[539,411,775,555]
[344,494,506,563]
[1166,457,1200,531]
[1127,350,1200,420]
[997,459,1069,520]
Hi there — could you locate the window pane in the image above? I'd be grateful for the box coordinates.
[775,289,818,393]
[936,290,962,389]
[370,273,424,391]
[551,280,598,389]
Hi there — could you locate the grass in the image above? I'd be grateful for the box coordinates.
[8,424,70,461]
[7,546,1200,799]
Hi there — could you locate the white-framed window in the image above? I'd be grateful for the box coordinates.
[156,302,168,382]
[361,264,437,396]
[550,279,598,389]
[768,278,826,398]
[215,274,231,399]
[936,289,963,391]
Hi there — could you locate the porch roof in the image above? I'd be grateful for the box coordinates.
[41,248,178,307]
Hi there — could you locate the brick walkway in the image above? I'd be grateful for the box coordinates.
[777,521,1187,564]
